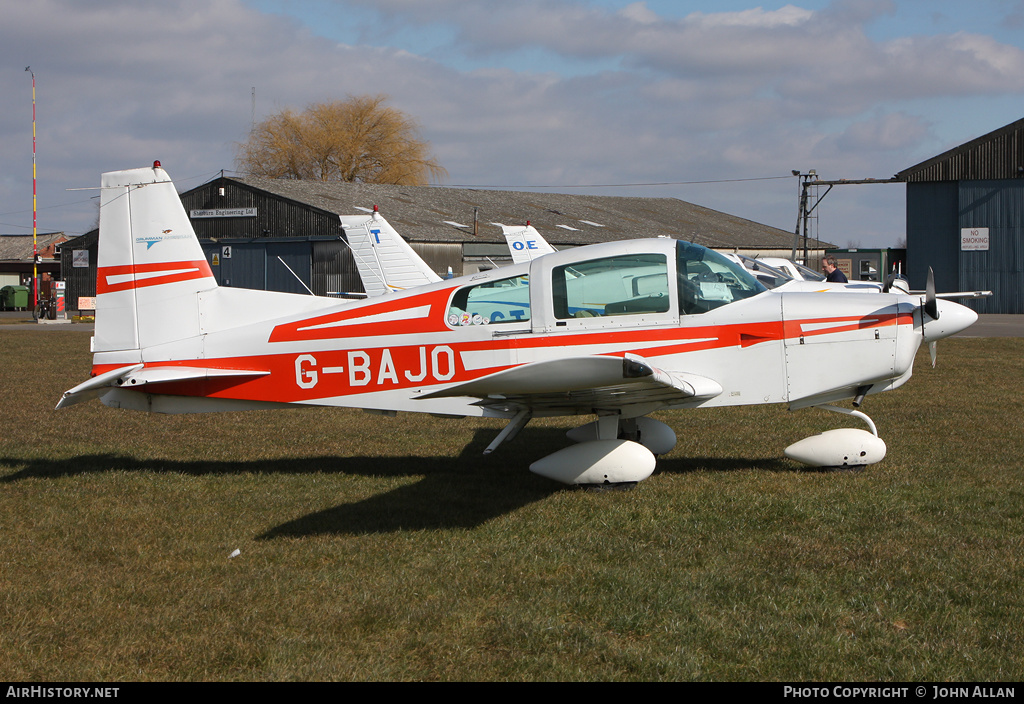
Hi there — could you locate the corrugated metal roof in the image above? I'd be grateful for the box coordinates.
[0,233,67,261]
[897,117,1024,183]
[226,176,833,250]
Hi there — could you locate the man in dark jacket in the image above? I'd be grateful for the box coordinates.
[823,255,848,283]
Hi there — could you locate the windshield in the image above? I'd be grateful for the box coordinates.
[448,274,530,325]
[736,255,791,289]
[677,241,766,314]
[795,261,825,281]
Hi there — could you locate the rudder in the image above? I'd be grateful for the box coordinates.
[94,163,217,355]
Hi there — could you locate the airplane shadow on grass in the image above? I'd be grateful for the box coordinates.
[1,426,797,536]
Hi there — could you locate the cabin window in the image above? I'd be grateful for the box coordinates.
[552,253,670,319]
[448,274,530,326]
[676,241,766,314]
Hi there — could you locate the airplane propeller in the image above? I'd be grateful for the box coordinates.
[923,267,939,367]
[924,267,939,321]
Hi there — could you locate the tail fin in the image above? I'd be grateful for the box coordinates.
[502,224,556,264]
[94,164,216,355]
[340,209,441,296]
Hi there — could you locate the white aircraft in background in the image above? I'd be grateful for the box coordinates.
[339,207,441,296]
[502,223,556,264]
[57,164,979,487]
[756,257,826,283]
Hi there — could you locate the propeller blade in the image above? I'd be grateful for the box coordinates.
[882,270,897,293]
[924,266,939,320]
[929,341,937,368]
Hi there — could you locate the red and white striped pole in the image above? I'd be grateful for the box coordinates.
[26,66,38,311]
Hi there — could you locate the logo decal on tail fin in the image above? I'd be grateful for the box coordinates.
[135,231,192,250]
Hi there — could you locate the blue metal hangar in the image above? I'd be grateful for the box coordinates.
[898,117,1024,314]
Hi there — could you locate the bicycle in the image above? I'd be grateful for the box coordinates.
[33,296,56,321]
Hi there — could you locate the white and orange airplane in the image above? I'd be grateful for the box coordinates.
[58,163,978,486]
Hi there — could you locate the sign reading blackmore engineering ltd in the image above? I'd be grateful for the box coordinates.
[961,227,989,251]
[190,208,257,218]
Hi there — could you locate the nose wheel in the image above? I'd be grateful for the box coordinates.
[784,404,887,468]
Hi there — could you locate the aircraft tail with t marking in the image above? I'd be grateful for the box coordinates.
[341,208,442,296]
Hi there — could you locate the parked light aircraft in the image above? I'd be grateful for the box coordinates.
[503,223,556,264]
[340,207,440,296]
[756,257,826,283]
[58,164,979,486]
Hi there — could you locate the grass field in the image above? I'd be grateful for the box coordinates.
[1,327,1022,681]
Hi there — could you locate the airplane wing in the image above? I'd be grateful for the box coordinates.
[502,224,556,264]
[341,211,442,296]
[417,353,721,413]
[934,290,993,299]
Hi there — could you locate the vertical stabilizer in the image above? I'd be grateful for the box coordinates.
[94,164,217,355]
[340,210,441,296]
[502,224,555,264]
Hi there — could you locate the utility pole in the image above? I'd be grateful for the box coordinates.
[792,171,899,263]
[791,170,818,263]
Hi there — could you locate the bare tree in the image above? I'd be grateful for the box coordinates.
[236,95,447,185]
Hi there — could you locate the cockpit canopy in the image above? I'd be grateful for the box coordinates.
[447,239,767,327]
[676,241,766,314]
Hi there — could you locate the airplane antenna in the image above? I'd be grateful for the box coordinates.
[276,255,315,295]
[338,236,392,292]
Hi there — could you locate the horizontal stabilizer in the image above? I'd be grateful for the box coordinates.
[117,366,270,387]
[56,364,144,409]
[56,365,268,409]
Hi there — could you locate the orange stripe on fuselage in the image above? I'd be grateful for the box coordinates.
[90,310,914,405]
[268,288,455,341]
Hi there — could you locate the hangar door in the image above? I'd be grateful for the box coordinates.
[201,238,360,296]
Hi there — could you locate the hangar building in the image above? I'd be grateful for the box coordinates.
[62,177,831,310]
[898,117,1024,313]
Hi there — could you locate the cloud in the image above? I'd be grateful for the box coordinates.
[1,0,1022,248]
[345,0,1024,107]
[834,113,932,154]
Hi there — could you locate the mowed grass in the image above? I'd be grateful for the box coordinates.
[1,327,1022,681]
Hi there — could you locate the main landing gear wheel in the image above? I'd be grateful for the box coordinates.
[529,439,656,485]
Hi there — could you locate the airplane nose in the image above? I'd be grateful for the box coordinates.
[922,299,979,342]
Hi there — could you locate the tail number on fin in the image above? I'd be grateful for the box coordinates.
[294,346,456,390]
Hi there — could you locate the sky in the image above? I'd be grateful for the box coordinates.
[2,0,1024,249]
